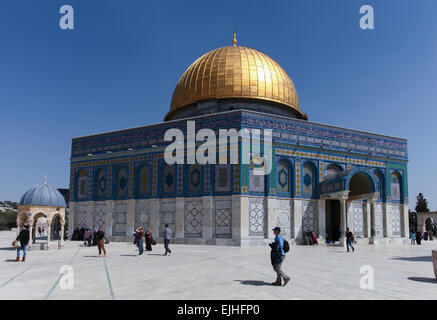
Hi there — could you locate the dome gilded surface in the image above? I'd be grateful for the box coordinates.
[166,45,306,120]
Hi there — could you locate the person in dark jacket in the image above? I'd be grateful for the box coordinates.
[346,228,355,252]
[269,227,290,286]
[135,226,144,255]
[14,225,30,262]
[96,227,106,257]
[145,229,153,251]
[416,231,422,245]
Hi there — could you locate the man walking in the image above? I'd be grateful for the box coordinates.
[163,224,172,256]
[346,227,355,252]
[14,225,30,262]
[269,227,290,286]
[135,226,144,255]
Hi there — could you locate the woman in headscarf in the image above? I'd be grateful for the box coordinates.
[145,229,153,251]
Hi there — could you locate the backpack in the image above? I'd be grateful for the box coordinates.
[283,239,290,253]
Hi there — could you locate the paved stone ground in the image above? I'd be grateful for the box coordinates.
[0,231,436,300]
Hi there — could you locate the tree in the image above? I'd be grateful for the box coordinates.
[415,193,430,213]
[0,209,17,229]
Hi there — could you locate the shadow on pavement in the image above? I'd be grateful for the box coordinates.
[391,256,432,262]
[4,259,18,262]
[120,254,138,257]
[235,280,273,286]
[0,247,14,251]
[408,277,437,284]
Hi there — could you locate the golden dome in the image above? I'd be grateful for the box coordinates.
[165,45,307,120]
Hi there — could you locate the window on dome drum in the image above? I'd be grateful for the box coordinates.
[302,163,315,197]
[391,172,402,201]
[77,169,88,199]
[277,159,291,194]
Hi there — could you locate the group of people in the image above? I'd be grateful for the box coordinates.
[132,224,173,256]
[133,226,154,255]
[410,230,434,245]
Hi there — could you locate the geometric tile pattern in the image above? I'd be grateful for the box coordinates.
[93,204,106,229]
[276,207,291,238]
[113,201,127,236]
[184,201,203,238]
[374,204,384,237]
[75,204,87,228]
[160,201,176,236]
[249,198,265,235]
[348,202,364,237]
[277,159,290,193]
[391,205,401,236]
[302,200,317,234]
[215,199,232,238]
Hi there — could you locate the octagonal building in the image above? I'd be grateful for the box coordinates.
[68,37,409,246]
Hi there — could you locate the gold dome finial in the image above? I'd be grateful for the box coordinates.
[232,28,237,46]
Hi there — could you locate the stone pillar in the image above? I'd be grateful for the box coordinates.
[318,200,326,241]
[292,199,303,243]
[47,220,52,248]
[202,196,213,241]
[231,195,242,244]
[149,199,161,239]
[364,201,371,238]
[68,202,75,240]
[266,197,277,241]
[60,223,65,247]
[105,200,114,238]
[175,198,185,239]
[385,203,393,238]
[236,196,249,245]
[87,202,94,230]
[339,199,347,247]
[126,199,136,241]
[370,201,376,238]
[401,204,409,237]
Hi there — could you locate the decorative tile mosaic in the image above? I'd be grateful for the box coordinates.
[93,204,106,229]
[184,201,203,237]
[302,200,317,234]
[249,198,265,236]
[113,202,127,236]
[160,201,176,236]
[214,200,232,238]
[391,205,401,236]
[348,202,364,237]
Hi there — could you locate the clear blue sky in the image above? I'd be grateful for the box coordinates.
[1,0,436,210]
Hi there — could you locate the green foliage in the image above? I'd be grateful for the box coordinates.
[0,209,17,229]
[415,193,430,213]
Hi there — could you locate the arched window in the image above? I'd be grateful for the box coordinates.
[277,159,291,194]
[302,162,316,197]
[391,172,402,202]
[77,169,88,199]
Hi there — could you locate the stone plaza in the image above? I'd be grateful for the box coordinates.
[0,231,435,300]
